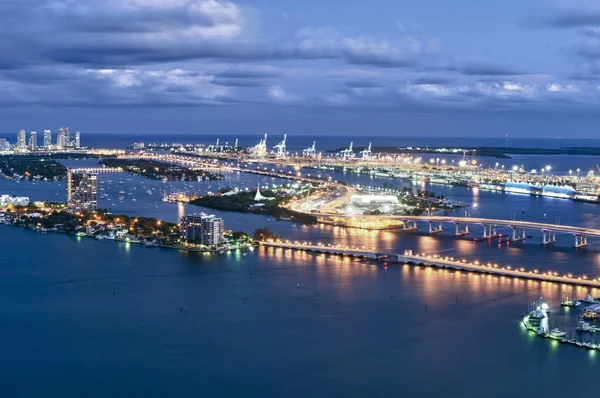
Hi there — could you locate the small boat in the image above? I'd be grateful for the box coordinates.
[576,320,593,332]
[583,311,597,320]
[581,295,596,304]
[548,328,567,339]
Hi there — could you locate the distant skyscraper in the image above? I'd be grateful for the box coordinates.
[56,129,65,149]
[180,213,224,246]
[59,127,70,147]
[16,130,26,151]
[0,138,10,152]
[66,169,98,211]
[43,130,52,148]
[74,131,81,148]
[28,131,37,151]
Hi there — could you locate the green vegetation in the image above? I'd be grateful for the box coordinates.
[190,191,317,224]
[99,158,225,181]
[253,227,279,241]
[0,156,68,180]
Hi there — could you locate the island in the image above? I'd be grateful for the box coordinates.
[189,190,318,224]
[0,204,253,252]
[99,158,225,181]
[0,156,68,180]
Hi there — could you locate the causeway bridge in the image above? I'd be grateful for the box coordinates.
[259,241,600,288]
[314,214,597,248]
[119,152,597,248]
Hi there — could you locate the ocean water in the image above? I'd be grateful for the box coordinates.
[2,139,600,396]
[0,225,599,398]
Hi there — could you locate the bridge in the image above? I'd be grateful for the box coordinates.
[68,167,122,173]
[259,241,600,288]
[312,214,596,248]
[120,152,597,248]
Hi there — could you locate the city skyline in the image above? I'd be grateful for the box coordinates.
[3,1,600,137]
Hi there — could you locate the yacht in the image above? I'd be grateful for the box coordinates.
[548,328,567,339]
[581,295,596,304]
[576,320,593,332]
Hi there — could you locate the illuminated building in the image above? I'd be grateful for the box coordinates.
[0,138,10,152]
[56,130,65,149]
[43,130,52,148]
[59,127,70,147]
[0,194,30,206]
[28,131,37,151]
[66,169,98,211]
[180,213,224,246]
[16,130,26,151]
[74,131,81,148]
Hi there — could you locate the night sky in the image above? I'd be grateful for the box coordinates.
[3,0,600,137]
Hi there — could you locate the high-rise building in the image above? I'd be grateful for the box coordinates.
[43,130,52,148]
[56,130,65,149]
[16,130,26,151]
[74,131,81,148]
[0,138,10,152]
[59,127,70,147]
[28,131,37,151]
[180,213,224,246]
[66,169,98,211]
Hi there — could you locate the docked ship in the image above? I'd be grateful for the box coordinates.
[522,297,549,333]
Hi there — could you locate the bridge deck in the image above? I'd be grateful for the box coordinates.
[259,241,600,288]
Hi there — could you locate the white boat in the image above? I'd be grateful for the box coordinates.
[581,295,596,304]
[548,328,567,339]
[576,320,593,332]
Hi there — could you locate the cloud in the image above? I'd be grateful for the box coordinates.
[343,80,382,88]
[294,26,425,67]
[266,85,300,102]
[459,62,522,76]
[525,4,600,28]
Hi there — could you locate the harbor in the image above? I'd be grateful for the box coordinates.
[523,297,600,350]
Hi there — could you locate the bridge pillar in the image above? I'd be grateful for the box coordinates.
[510,227,525,242]
[483,224,487,238]
[465,224,469,234]
[428,221,442,234]
[542,230,557,245]
[574,234,588,248]
[455,223,459,236]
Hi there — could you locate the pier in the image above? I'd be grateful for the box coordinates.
[259,241,600,288]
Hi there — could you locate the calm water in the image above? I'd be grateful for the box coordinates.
[1,226,599,397]
[2,139,600,396]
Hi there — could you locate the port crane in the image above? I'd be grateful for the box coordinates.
[360,142,372,160]
[303,141,316,157]
[340,142,354,161]
[273,134,287,158]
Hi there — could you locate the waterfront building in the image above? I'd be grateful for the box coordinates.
[0,138,10,152]
[16,130,26,151]
[180,213,224,246]
[0,194,30,207]
[74,131,81,148]
[59,127,70,147]
[56,129,65,149]
[28,131,37,151]
[66,169,98,211]
[43,130,52,148]
[350,194,399,206]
